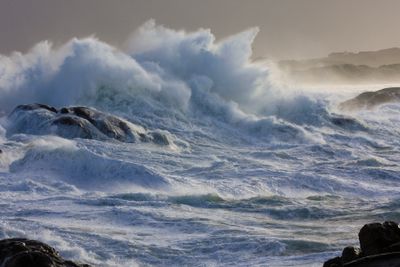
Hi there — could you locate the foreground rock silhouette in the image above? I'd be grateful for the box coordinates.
[339,87,400,111]
[324,221,400,267]
[7,103,171,145]
[0,238,90,267]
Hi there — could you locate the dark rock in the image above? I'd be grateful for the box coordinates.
[331,117,355,127]
[93,116,133,142]
[0,238,90,267]
[323,256,342,267]
[341,246,360,263]
[7,104,172,145]
[60,107,96,124]
[339,87,400,110]
[53,116,85,127]
[13,103,58,113]
[149,131,170,146]
[359,221,400,256]
[324,221,400,267]
[56,106,136,142]
[329,116,366,131]
[52,115,100,140]
[60,107,69,114]
[139,132,151,142]
[387,241,400,253]
[343,252,400,267]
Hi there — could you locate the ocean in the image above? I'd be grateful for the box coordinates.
[0,21,399,266]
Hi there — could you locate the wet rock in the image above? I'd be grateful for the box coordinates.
[359,221,400,256]
[0,238,90,267]
[15,103,57,113]
[324,221,400,267]
[329,116,367,131]
[323,256,342,267]
[52,115,102,140]
[149,131,170,146]
[341,246,360,263]
[387,241,400,253]
[56,106,136,142]
[339,87,400,110]
[7,104,172,145]
[342,252,400,267]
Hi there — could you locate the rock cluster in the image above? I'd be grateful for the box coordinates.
[7,103,171,145]
[324,221,400,267]
[0,238,90,267]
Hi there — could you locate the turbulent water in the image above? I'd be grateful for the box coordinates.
[0,21,400,266]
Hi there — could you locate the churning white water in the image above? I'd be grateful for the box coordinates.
[0,21,399,266]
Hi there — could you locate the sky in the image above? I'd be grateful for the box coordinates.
[1,0,400,60]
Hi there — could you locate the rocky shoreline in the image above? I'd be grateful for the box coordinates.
[339,87,400,111]
[6,103,171,145]
[0,238,91,267]
[2,221,399,266]
[324,221,400,267]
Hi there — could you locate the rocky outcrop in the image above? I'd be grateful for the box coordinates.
[324,221,400,267]
[0,238,90,267]
[6,104,171,145]
[339,87,400,111]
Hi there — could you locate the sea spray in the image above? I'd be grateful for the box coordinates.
[0,22,399,267]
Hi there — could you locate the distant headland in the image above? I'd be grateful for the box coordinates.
[277,48,400,85]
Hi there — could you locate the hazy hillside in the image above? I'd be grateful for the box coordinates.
[278,48,400,85]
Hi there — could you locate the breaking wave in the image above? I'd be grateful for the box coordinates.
[0,20,356,144]
[0,21,400,267]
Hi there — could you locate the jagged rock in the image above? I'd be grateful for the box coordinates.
[58,107,136,142]
[359,221,400,256]
[324,221,400,267]
[329,116,367,131]
[341,246,360,263]
[323,256,342,267]
[339,87,400,110]
[16,103,58,113]
[6,103,171,145]
[0,238,90,267]
[148,131,171,145]
[342,252,400,267]
[52,115,106,140]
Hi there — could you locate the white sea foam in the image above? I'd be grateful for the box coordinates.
[0,20,327,132]
[0,21,399,267]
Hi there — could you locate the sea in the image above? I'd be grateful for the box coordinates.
[0,21,399,266]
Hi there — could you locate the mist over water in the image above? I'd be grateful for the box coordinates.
[0,21,399,266]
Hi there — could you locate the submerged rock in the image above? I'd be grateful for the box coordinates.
[0,238,90,267]
[7,104,171,145]
[329,116,367,131]
[323,221,400,267]
[339,87,400,110]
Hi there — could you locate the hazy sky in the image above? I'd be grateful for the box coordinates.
[1,0,400,59]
